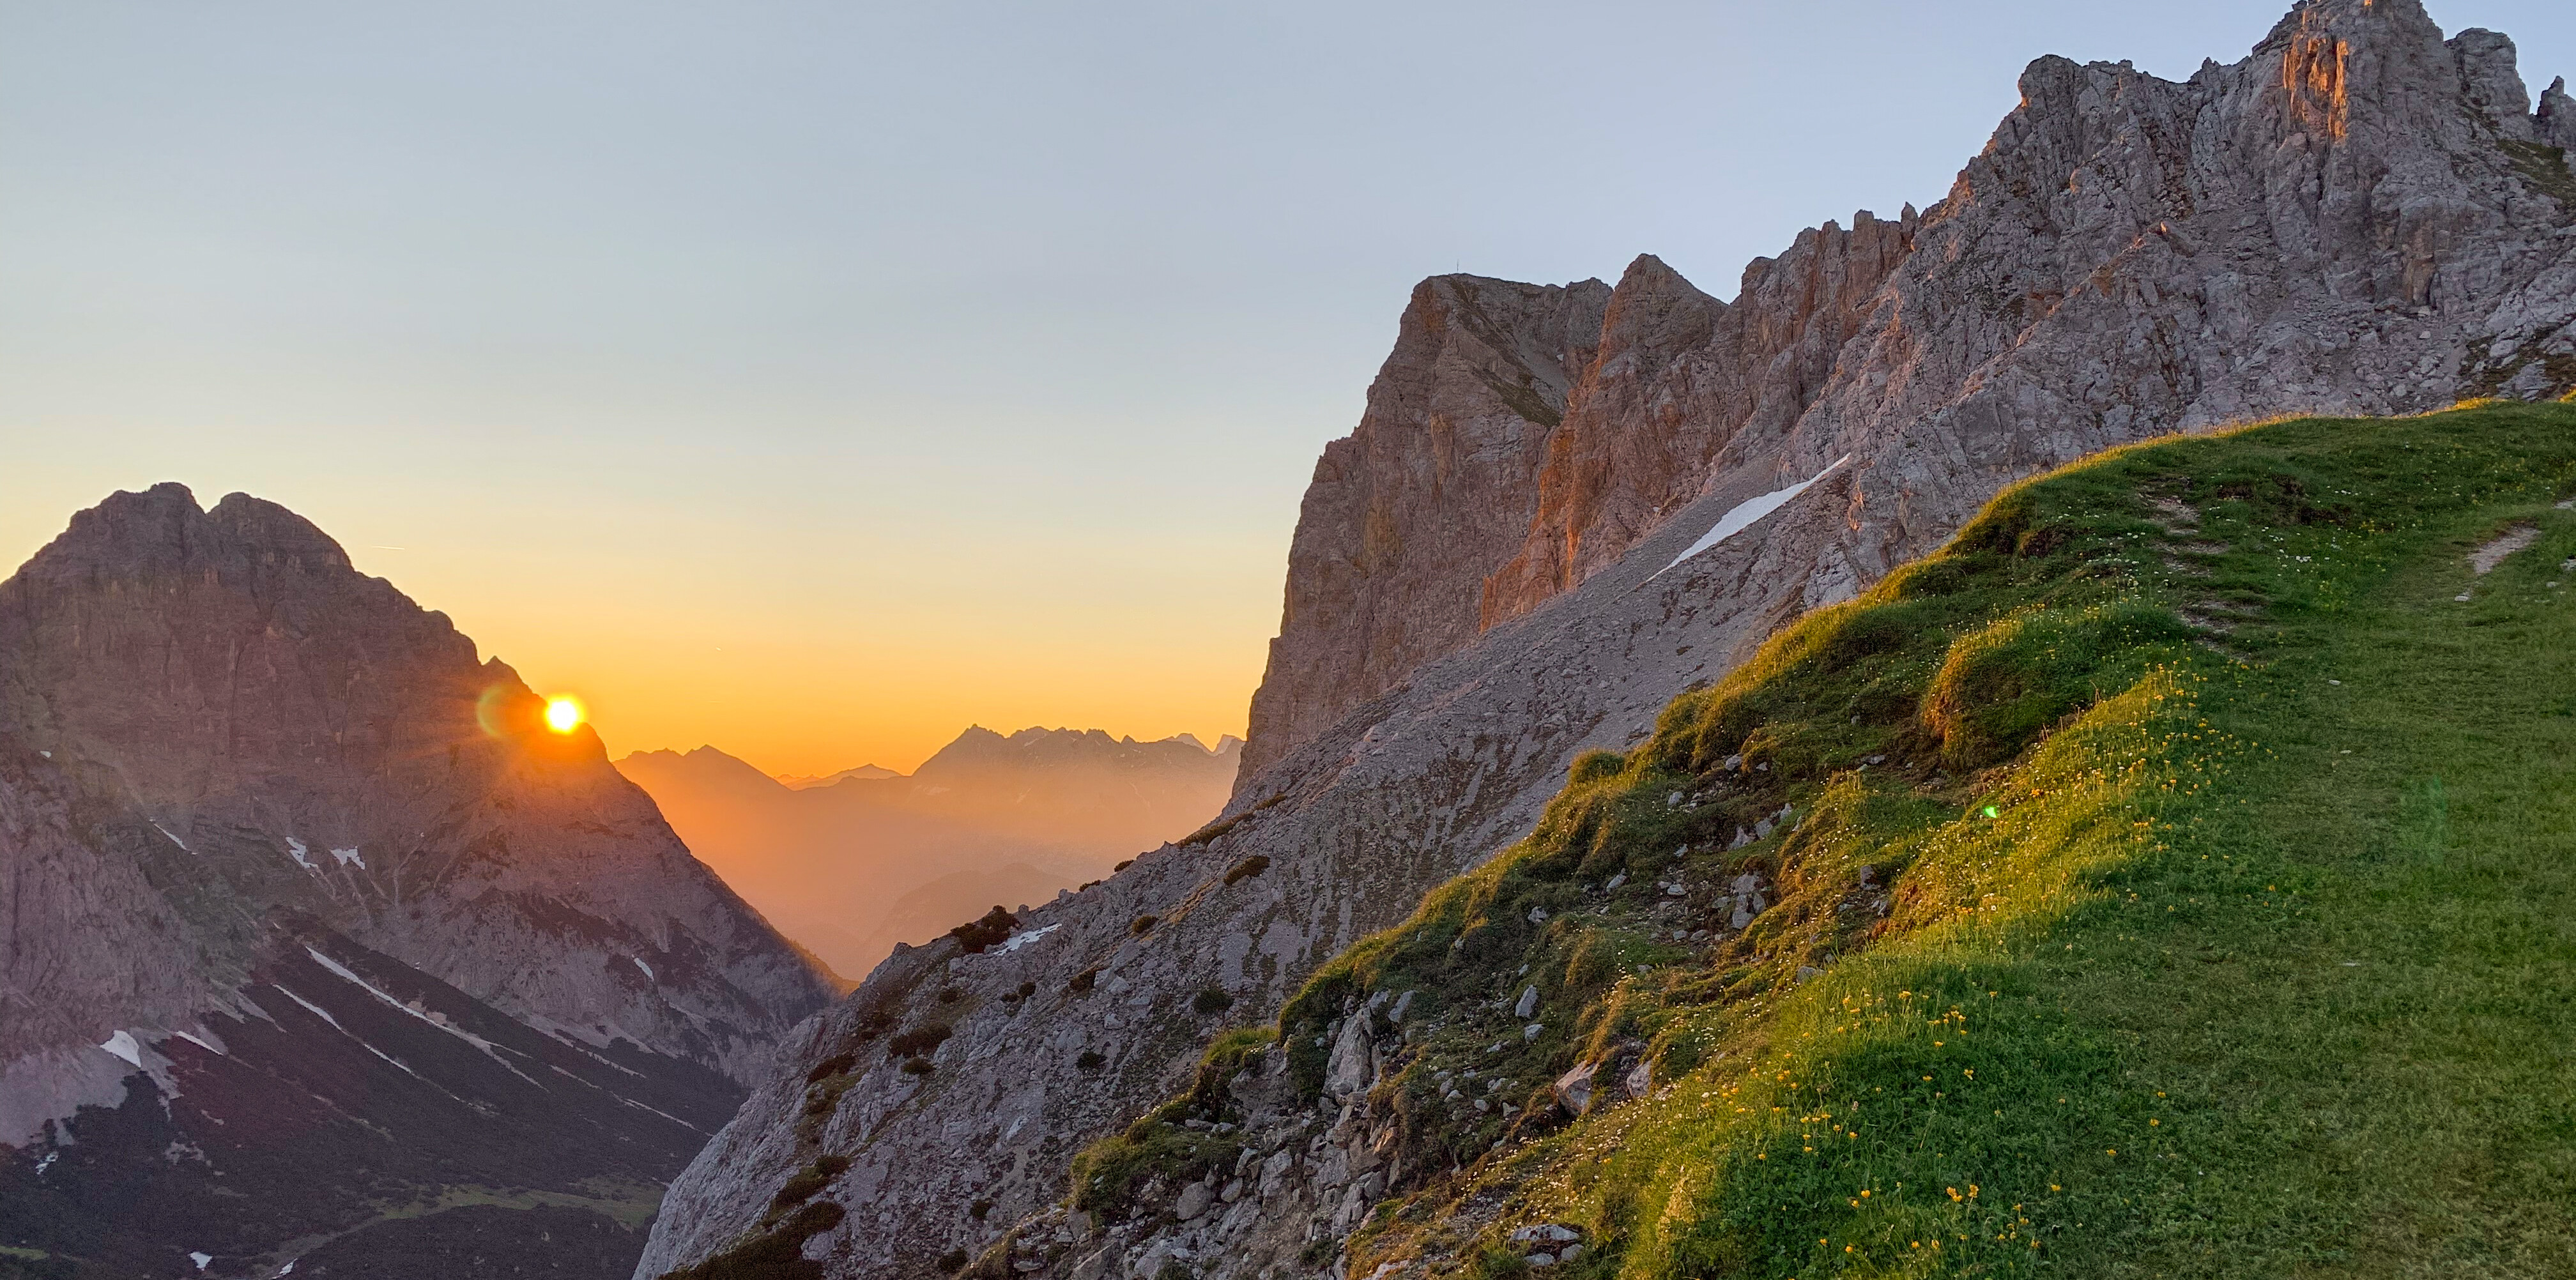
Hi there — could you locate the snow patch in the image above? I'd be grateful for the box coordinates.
[618,1095,708,1134]
[273,986,344,1032]
[171,1029,226,1056]
[330,846,364,869]
[1657,456,1852,576]
[99,1030,142,1067]
[632,957,654,982]
[304,947,537,1083]
[190,1252,212,1271]
[152,822,193,854]
[34,1152,57,1177]
[283,837,314,871]
[993,924,1062,954]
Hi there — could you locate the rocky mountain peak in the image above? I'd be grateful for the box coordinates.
[1,485,838,1274]
[24,482,349,578]
[2542,77,2576,148]
[1,484,832,1105]
[1236,276,1611,782]
[1233,0,2576,786]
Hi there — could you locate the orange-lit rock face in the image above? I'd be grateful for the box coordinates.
[2283,26,2350,141]
[1478,219,1917,632]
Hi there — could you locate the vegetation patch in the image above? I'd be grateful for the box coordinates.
[1181,813,1250,846]
[886,1024,952,1061]
[947,907,1017,954]
[1067,1026,1277,1221]
[657,1200,845,1280]
[760,1155,848,1225]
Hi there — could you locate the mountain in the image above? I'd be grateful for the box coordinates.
[0,484,834,1279]
[777,765,901,790]
[614,729,1240,978]
[638,3,2576,1275]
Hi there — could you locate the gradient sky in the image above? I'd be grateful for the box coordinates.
[6,1,2570,775]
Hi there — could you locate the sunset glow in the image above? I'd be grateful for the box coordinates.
[545,696,585,734]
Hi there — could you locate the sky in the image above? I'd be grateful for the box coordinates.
[5,1,2571,776]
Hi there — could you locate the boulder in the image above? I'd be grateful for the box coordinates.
[1323,1014,1376,1097]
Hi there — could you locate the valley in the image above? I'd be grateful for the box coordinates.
[617,731,1239,980]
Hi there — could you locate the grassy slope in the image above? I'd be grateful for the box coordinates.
[1191,400,2576,1280]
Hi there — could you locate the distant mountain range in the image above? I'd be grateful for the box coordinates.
[774,764,900,789]
[615,728,1240,979]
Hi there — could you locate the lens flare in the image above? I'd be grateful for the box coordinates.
[544,696,585,734]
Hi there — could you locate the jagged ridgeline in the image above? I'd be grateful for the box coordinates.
[996,399,2576,1280]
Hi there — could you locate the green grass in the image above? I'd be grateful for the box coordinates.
[1066,1026,1278,1221]
[1213,400,2576,1279]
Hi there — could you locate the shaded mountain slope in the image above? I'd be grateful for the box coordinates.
[0,922,734,1278]
[0,484,832,1278]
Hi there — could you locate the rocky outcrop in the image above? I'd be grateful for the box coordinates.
[640,4,2576,1276]
[2542,77,2576,150]
[1480,217,1915,630]
[1238,277,1610,781]
[0,484,834,1276]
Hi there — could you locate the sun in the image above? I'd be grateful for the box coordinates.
[544,696,585,734]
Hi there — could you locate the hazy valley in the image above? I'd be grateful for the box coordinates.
[616,730,1240,980]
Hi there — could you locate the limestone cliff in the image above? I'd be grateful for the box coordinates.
[1238,277,1609,782]
[1481,217,1913,630]
[640,4,2576,1276]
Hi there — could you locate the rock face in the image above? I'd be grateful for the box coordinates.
[639,4,2576,1276]
[1239,277,1610,782]
[0,484,833,1276]
[1480,220,1914,631]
